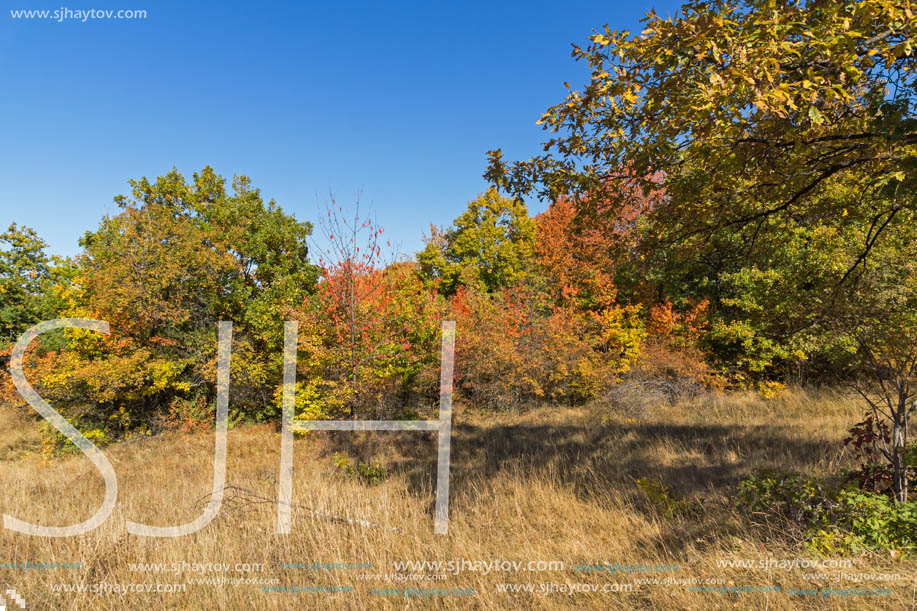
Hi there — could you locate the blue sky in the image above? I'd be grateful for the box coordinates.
[1,0,683,258]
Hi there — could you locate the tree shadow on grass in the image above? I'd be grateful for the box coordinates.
[323,417,840,555]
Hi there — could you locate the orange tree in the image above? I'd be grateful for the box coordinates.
[301,201,442,419]
[292,261,442,420]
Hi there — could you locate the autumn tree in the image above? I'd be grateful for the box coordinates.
[484,0,917,377]
[306,198,441,419]
[534,198,617,312]
[485,0,917,497]
[487,0,917,277]
[28,167,317,437]
[310,197,390,415]
[291,257,442,421]
[534,168,662,313]
[823,203,917,503]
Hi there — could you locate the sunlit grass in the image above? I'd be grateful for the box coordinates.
[0,388,912,609]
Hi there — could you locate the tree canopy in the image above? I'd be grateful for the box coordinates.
[34,167,317,433]
[417,188,536,295]
[0,224,53,344]
[486,0,917,277]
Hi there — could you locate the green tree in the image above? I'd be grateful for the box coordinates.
[417,188,536,295]
[0,224,61,345]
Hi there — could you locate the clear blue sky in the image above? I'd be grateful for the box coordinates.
[1,0,683,258]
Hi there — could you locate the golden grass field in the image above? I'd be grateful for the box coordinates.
[0,388,914,610]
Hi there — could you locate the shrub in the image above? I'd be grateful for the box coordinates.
[736,472,836,528]
[450,282,644,410]
[736,471,917,557]
[807,490,917,557]
[333,451,388,486]
[601,339,718,418]
[39,420,111,459]
[842,415,917,500]
[602,381,671,419]
[637,477,700,518]
[835,490,917,555]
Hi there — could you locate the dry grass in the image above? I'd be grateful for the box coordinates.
[0,388,914,610]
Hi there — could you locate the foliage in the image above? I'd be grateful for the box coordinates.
[448,281,643,409]
[737,471,836,527]
[39,420,111,459]
[333,451,388,485]
[0,224,72,347]
[309,198,392,416]
[11,167,317,436]
[602,300,720,417]
[488,0,917,241]
[816,490,917,556]
[304,200,444,419]
[534,197,620,312]
[636,477,701,518]
[737,471,917,557]
[419,187,665,411]
[294,247,442,420]
[418,189,536,295]
[825,206,917,502]
[485,0,917,388]
[843,418,917,499]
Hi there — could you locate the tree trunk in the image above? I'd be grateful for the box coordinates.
[892,390,910,503]
[349,262,357,420]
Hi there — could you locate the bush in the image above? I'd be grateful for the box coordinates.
[333,451,388,485]
[736,472,836,528]
[736,471,917,557]
[39,420,111,459]
[600,340,718,418]
[837,490,917,554]
[637,477,701,518]
[450,283,644,410]
[843,415,917,500]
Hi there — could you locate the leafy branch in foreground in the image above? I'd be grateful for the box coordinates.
[487,0,917,270]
